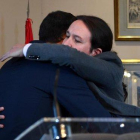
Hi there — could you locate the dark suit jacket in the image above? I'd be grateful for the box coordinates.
[0,57,110,139]
[25,43,140,116]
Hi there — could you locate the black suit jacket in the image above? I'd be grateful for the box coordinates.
[0,57,110,139]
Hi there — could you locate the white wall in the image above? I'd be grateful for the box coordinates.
[0,0,140,67]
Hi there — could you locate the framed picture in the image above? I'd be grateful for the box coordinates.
[114,0,140,41]
[122,59,140,106]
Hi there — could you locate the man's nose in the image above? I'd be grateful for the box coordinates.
[63,38,72,47]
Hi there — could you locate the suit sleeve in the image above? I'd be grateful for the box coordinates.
[26,43,124,88]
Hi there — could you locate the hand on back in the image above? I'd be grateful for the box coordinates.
[0,107,5,128]
[0,44,25,62]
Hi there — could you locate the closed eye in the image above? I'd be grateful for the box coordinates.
[74,36,82,43]
[75,39,81,43]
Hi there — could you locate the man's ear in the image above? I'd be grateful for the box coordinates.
[90,48,102,56]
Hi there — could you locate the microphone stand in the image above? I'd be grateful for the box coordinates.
[53,69,61,118]
[50,69,71,140]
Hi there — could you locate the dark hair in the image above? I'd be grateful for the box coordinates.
[76,16,113,52]
[39,11,76,43]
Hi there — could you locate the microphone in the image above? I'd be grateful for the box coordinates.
[53,69,61,117]
[50,68,70,140]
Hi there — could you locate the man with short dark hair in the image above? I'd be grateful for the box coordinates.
[0,11,80,139]
[0,11,76,130]
[39,10,76,43]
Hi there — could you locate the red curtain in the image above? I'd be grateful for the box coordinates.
[25,18,33,44]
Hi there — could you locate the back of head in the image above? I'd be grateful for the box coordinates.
[39,11,76,43]
[76,15,113,52]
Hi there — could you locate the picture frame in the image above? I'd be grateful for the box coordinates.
[122,59,140,106]
[114,0,140,41]
[122,59,140,63]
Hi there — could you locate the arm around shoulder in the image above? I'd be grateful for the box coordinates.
[26,43,124,87]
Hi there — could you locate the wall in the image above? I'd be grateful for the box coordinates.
[0,0,140,67]
[0,0,42,67]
